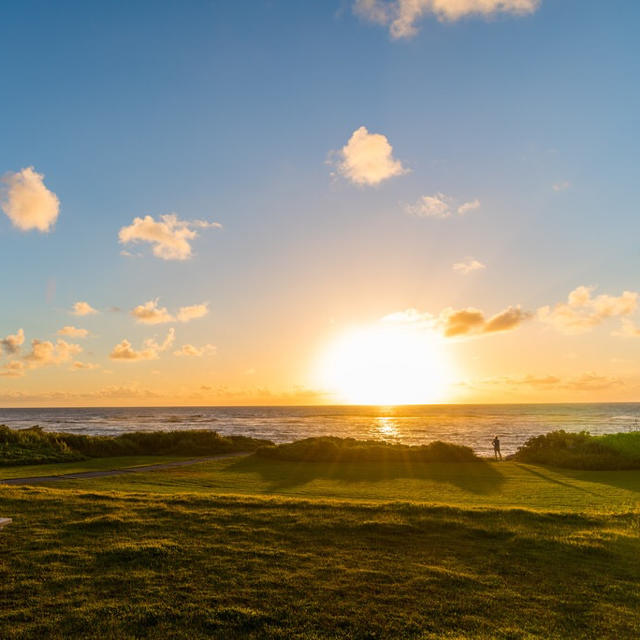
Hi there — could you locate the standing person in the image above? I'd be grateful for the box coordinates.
[492,435,502,461]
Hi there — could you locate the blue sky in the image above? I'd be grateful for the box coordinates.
[1,0,639,405]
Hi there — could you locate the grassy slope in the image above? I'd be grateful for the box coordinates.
[1,486,639,639]
[55,456,640,513]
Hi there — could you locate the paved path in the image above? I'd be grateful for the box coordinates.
[0,452,248,486]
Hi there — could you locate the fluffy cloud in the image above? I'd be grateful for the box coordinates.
[405,193,479,217]
[177,303,209,323]
[538,286,638,334]
[616,320,640,337]
[382,304,531,338]
[354,0,540,39]
[335,126,407,186]
[173,343,216,357]
[131,299,173,325]
[0,361,25,378]
[1,328,25,355]
[58,326,89,338]
[72,301,98,316]
[1,167,60,232]
[23,339,82,367]
[453,258,485,274]
[118,214,221,260]
[130,300,209,324]
[110,328,175,361]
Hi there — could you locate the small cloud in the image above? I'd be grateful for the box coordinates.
[1,167,60,232]
[71,361,100,370]
[173,343,216,357]
[131,299,173,324]
[1,329,25,355]
[614,319,640,338]
[333,126,407,186]
[72,301,98,316]
[405,194,479,218]
[118,214,220,260]
[553,181,571,192]
[538,286,638,334]
[177,303,209,323]
[457,199,481,214]
[0,361,25,377]
[453,258,485,275]
[354,0,540,39]
[58,326,89,338]
[110,328,175,362]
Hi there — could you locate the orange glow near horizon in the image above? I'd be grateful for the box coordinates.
[316,324,455,405]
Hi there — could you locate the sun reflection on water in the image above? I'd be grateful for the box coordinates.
[375,417,399,440]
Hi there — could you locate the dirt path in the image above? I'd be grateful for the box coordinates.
[0,452,249,485]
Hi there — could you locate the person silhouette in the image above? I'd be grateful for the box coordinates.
[492,435,502,461]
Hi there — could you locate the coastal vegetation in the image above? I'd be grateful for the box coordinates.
[514,430,640,470]
[0,426,269,466]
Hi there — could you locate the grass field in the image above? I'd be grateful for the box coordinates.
[1,455,639,638]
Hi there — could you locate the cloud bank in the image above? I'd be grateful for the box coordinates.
[1,167,60,232]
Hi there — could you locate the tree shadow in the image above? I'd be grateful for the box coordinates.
[534,465,640,495]
[227,455,506,495]
[513,464,598,495]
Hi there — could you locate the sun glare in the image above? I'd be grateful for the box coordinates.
[317,324,454,405]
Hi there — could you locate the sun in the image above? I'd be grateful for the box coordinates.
[316,323,454,405]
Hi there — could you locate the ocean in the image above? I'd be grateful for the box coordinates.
[1,403,639,456]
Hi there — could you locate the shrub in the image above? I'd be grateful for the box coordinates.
[254,437,479,463]
[0,425,270,466]
[514,430,640,470]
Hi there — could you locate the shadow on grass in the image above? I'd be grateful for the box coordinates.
[227,455,506,495]
[513,464,598,495]
[547,466,640,495]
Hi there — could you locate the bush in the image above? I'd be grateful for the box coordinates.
[254,437,479,463]
[513,430,640,470]
[0,425,270,466]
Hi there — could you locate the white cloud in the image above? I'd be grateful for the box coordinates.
[131,299,174,325]
[23,339,82,367]
[72,301,98,316]
[453,258,485,274]
[110,328,175,362]
[173,343,216,357]
[334,126,407,186]
[538,286,638,334]
[177,303,209,323]
[58,326,89,338]
[405,193,479,218]
[1,167,60,232]
[354,0,540,39]
[118,214,220,260]
[1,328,25,355]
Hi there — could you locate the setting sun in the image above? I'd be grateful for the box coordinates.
[317,324,454,405]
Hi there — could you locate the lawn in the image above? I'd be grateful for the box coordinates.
[55,456,640,513]
[1,455,639,638]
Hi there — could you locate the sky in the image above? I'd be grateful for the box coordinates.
[1,0,639,406]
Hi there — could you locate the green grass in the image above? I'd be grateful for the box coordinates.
[0,456,189,480]
[2,450,639,638]
[1,486,638,639]
[54,456,640,513]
